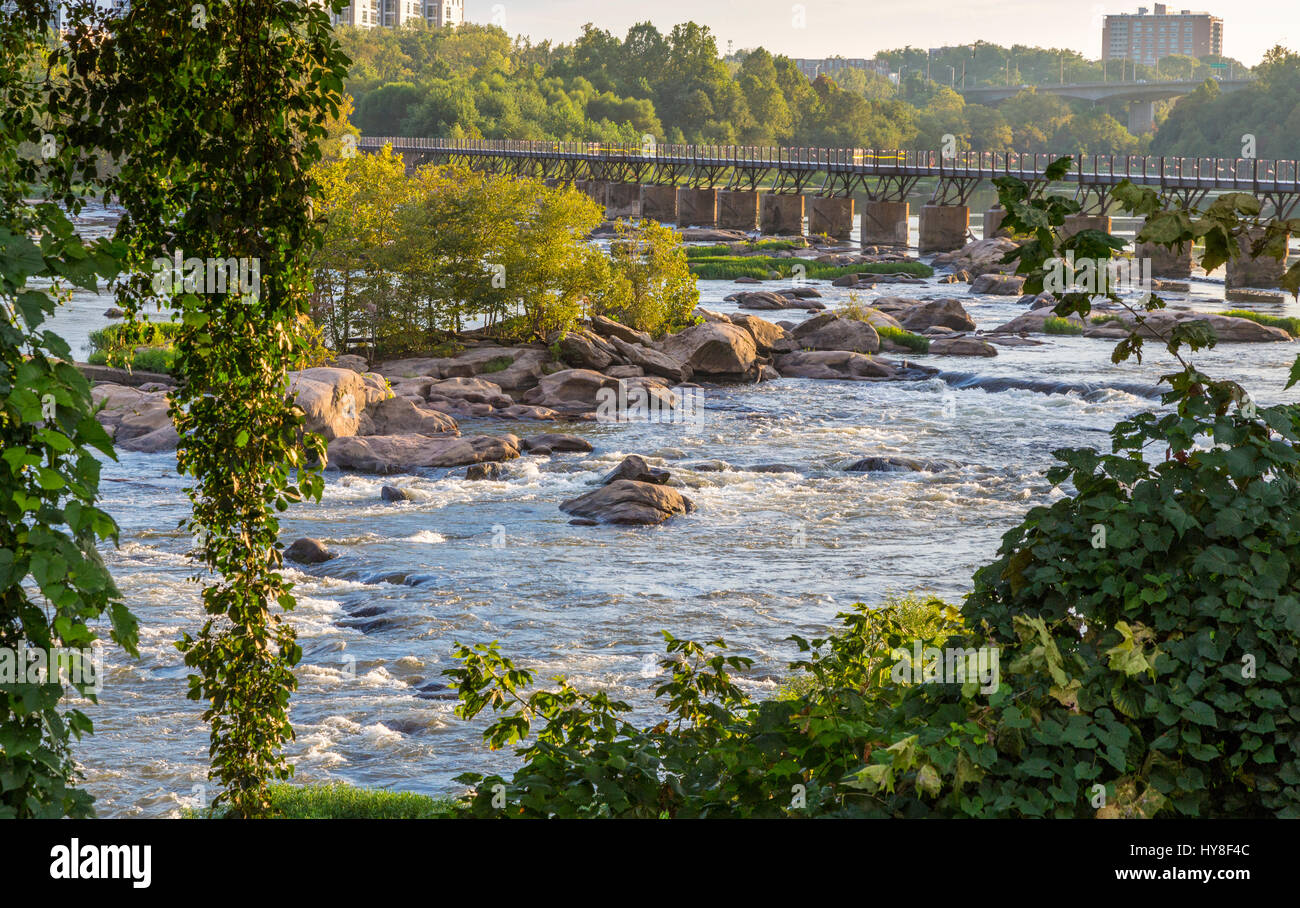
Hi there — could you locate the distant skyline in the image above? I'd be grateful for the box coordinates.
[478,0,1295,67]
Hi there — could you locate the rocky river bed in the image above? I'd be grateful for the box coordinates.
[47,207,1300,816]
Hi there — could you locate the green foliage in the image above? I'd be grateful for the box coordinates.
[1043,316,1084,335]
[338,23,1153,154]
[0,0,140,818]
[479,355,515,374]
[310,153,609,351]
[86,322,180,374]
[876,325,931,353]
[684,239,804,259]
[191,782,458,819]
[594,219,699,336]
[86,0,345,818]
[1218,309,1300,339]
[687,257,932,281]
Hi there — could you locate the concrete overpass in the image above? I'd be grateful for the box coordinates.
[959,78,1255,134]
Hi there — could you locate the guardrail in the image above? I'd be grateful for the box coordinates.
[357,137,1300,192]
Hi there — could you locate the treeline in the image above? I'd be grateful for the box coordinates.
[340,21,1293,163]
[339,22,1151,154]
[1152,47,1300,159]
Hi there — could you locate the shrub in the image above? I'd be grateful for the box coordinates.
[1043,316,1083,335]
[86,322,181,373]
[687,257,933,282]
[876,325,930,354]
[1219,309,1300,338]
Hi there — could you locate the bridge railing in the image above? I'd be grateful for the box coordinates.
[356,137,1300,190]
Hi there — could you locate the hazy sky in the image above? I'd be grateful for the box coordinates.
[479,0,1296,67]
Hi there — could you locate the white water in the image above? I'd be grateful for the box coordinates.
[47,203,1300,816]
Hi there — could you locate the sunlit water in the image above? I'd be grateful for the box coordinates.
[45,202,1300,816]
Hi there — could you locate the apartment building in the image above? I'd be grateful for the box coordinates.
[1102,4,1223,65]
[334,0,463,29]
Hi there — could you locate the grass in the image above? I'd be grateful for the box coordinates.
[684,239,805,259]
[87,322,181,374]
[186,782,460,819]
[480,354,516,373]
[1089,314,1128,326]
[687,256,933,282]
[876,324,931,354]
[1219,309,1300,338]
[1044,316,1084,336]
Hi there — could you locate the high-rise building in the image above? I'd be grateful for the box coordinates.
[333,0,462,29]
[1102,5,1223,65]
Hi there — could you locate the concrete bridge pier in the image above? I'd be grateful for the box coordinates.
[760,193,805,235]
[1061,213,1113,239]
[859,200,909,247]
[808,196,855,239]
[1226,227,1289,289]
[718,190,761,231]
[918,204,970,254]
[983,205,1008,239]
[1136,225,1194,279]
[1128,100,1156,135]
[578,180,608,207]
[677,187,720,228]
[640,185,678,224]
[606,183,642,220]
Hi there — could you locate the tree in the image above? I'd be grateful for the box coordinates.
[87,0,348,817]
[596,220,699,336]
[0,0,139,819]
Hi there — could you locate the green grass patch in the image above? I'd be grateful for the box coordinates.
[684,239,804,259]
[1219,309,1300,338]
[87,322,181,374]
[876,324,930,354]
[1044,316,1084,335]
[187,782,460,819]
[1089,314,1127,326]
[480,354,516,374]
[688,256,932,281]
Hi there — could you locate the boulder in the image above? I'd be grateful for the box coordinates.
[326,433,520,473]
[425,376,507,405]
[733,291,804,310]
[285,537,336,564]
[727,313,786,353]
[606,365,645,379]
[927,336,998,357]
[600,454,670,485]
[363,396,459,436]
[608,336,692,383]
[790,313,880,354]
[466,463,505,481]
[380,485,415,502]
[522,433,593,453]
[559,479,695,525]
[521,369,619,412]
[555,329,616,371]
[845,456,957,473]
[932,237,1019,275]
[659,322,757,377]
[588,314,653,347]
[773,350,896,381]
[895,298,977,332]
[289,367,374,440]
[970,273,1027,295]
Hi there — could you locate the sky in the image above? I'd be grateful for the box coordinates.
[476,0,1297,67]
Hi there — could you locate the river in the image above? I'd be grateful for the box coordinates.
[46,201,1300,816]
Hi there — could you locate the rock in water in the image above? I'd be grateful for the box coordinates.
[285,537,336,564]
[600,454,671,485]
[522,433,594,453]
[466,463,504,481]
[380,485,415,502]
[559,480,695,525]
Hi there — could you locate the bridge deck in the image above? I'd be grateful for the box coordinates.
[359,138,1300,195]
